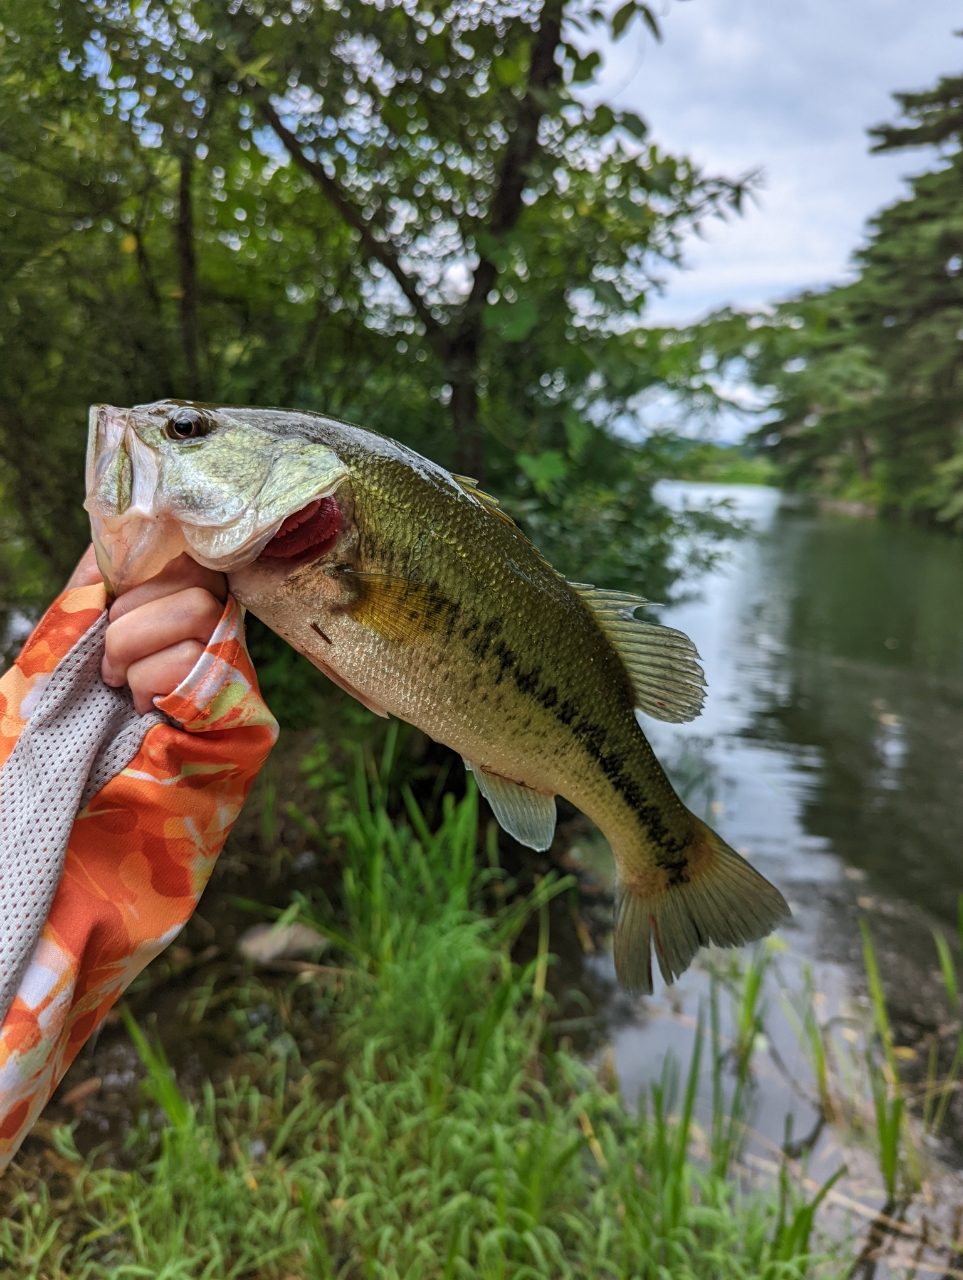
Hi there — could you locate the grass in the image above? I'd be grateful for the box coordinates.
[0,731,845,1279]
[787,909,963,1208]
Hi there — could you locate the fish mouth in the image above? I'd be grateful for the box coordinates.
[259,495,342,562]
[85,401,351,592]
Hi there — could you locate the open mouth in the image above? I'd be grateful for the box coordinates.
[260,495,341,560]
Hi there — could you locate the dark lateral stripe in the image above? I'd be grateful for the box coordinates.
[459,608,689,871]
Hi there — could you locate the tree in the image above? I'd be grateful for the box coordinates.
[0,0,745,662]
[680,42,963,519]
[58,0,746,475]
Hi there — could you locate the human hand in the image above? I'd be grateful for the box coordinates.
[67,546,228,714]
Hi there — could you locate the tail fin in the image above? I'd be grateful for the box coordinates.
[613,816,790,995]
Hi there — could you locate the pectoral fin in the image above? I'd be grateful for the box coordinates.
[465,761,556,851]
[342,571,447,646]
[572,585,706,724]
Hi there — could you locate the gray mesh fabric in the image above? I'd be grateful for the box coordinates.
[0,612,164,1026]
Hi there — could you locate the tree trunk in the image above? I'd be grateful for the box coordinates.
[242,0,564,476]
[854,432,873,481]
[440,0,563,479]
[449,367,484,480]
[176,151,202,399]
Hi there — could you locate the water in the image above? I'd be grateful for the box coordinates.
[583,483,963,1256]
[648,481,963,930]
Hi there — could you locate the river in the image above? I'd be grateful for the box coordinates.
[581,483,963,1249]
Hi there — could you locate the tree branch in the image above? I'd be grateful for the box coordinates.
[454,0,565,335]
[491,0,564,236]
[255,93,442,344]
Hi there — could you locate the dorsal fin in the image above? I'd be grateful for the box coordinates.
[572,585,706,724]
[452,474,517,527]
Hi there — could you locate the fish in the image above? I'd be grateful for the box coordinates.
[85,399,790,993]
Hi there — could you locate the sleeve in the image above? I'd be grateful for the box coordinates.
[0,584,278,1170]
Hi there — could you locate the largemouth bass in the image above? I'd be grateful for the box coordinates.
[86,400,789,992]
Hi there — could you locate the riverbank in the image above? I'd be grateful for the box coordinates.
[11,485,963,1275]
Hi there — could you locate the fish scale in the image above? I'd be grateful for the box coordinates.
[86,399,790,993]
[341,451,688,845]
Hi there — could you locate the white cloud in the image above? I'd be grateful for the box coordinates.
[599,0,962,324]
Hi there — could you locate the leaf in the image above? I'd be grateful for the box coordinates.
[380,100,409,135]
[592,280,624,311]
[227,51,276,83]
[621,111,648,140]
[638,3,663,40]
[483,299,538,341]
[493,54,525,87]
[611,1,637,40]
[592,104,616,136]
[570,50,601,83]
[517,449,570,494]
[564,410,593,459]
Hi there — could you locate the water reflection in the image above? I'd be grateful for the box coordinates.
[648,483,963,933]
[593,483,963,1203]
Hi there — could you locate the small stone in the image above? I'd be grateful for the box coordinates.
[238,922,329,965]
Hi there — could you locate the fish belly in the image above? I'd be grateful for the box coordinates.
[316,605,581,792]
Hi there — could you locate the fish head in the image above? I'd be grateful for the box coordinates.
[85,400,351,595]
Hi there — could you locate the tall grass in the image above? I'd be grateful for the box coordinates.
[0,736,843,1278]
[797,910,963,1213]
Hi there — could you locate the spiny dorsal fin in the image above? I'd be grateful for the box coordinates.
[452,475,517,527]
[464,760,556,851]
[572,585,706,724]
[342,571,447,646]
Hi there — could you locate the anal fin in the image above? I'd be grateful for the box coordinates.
[465,761,556,851]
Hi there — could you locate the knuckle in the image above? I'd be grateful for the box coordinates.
[104,619,130,661]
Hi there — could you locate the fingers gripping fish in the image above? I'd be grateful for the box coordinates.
[85,400,789,994]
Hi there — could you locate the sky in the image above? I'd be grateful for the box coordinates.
[601,0,962,326]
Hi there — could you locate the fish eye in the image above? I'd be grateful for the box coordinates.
[166,410,206,440]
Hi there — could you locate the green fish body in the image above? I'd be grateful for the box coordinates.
[86,400,789,992]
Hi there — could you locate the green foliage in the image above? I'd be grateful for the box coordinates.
[926,899,963,1135]
[0,770,841,1277]
[0,0,744,617]
[655,438,779,486]
[860,920,916,1201]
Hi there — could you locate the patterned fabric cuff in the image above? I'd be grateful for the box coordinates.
[154,595,278,738]
[0,584,108,776]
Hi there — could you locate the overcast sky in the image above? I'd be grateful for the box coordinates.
[602,0,961,326]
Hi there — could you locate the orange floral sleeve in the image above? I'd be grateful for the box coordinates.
[0,582,278,1170]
